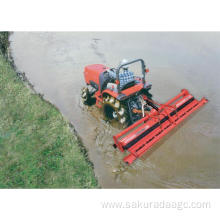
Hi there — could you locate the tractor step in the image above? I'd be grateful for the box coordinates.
[113,89,208,164]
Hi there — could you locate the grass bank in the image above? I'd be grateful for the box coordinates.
[0,32,98,188]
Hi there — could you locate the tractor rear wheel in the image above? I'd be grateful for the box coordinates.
[103,95,129,125]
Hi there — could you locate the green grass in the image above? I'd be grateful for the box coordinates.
[0,32,9,57]
[0,53,98,188]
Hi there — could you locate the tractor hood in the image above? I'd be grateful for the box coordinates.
[84,64,107,85]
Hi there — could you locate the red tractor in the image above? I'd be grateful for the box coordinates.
[81,59,208,164]
[81,59,155,125]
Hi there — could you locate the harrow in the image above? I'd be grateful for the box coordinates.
[113,89,208,164]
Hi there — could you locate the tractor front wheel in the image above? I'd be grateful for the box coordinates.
[81,87,93,105]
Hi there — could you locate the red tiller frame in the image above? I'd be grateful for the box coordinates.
[113,89,208,164]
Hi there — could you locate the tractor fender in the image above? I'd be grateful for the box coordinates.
[102,89,128,101]
[102,89,118,99]
[102,89,129,101]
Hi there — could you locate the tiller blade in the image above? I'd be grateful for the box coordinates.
[113,89,208,164]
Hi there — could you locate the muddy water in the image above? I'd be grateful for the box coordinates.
[10,32,220,188]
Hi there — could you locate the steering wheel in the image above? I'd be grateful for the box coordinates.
[120,80,136,91]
